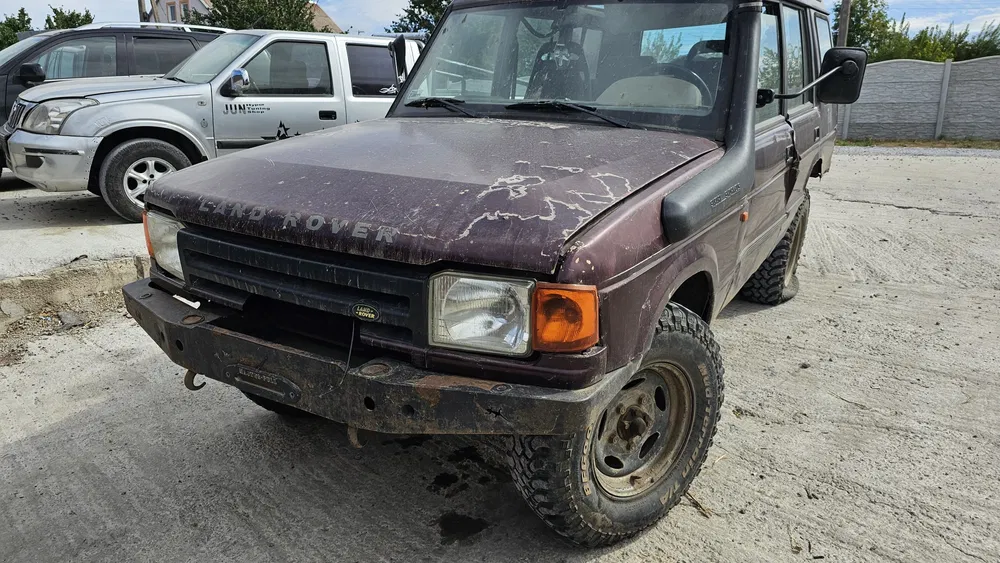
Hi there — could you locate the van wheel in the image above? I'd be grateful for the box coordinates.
[99,138,190,222]
[506,304,724,547]
[242,392,314,418]
[740,194,810,306]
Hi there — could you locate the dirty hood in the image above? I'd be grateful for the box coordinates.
[148,118,718,274]
[20,76,180,103]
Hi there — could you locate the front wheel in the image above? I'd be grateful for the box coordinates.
[506,304,725,547]
[99,138,191,222]
[740,194,811,305]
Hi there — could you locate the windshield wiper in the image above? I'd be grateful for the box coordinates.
[505,100,632,128]
[164,76,186,83]
[404,97,481,118]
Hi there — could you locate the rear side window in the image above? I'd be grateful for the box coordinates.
[346,44,398,96]
[29,36,117,79]
[816,16,833,62]
[133,37,196,75]
[757,5,781,123]
[243,41,333,96]
[782,5,808,108]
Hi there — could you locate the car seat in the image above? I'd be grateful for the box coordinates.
[524,41,591,101]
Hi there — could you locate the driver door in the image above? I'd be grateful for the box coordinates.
[213,39,345,156]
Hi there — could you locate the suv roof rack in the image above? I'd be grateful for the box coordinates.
[370,32,426,41]
[76,22,233,34]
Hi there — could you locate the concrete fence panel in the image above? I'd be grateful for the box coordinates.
[839,55,1000,141]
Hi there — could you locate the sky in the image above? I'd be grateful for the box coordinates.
[0,0,997,35]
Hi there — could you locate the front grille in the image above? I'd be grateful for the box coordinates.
[6,101,31,129]
[177,227,428,346]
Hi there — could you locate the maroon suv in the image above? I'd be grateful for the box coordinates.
[124,0,866,547]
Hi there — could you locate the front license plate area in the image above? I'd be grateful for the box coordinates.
[224,364,302,403]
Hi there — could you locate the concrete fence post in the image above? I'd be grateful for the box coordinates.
[841,104,852,139]
[935,59,953,140]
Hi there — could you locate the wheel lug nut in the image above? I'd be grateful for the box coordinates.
[638,395,647,406]
[616,404,625,415]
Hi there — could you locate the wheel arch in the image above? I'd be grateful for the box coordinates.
[668,271,714,324]
[88,125,209,191]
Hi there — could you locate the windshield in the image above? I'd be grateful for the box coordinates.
[0,35,52,69]
[164,33,258,84]
[396,0,734,138]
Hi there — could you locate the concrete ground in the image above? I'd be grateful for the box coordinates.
[1,149,999,562]
[0,172,144,279]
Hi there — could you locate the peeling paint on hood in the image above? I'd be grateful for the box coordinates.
[147,117,718,274]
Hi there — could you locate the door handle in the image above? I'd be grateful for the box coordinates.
[814,126,821,141]
[785,144,796,164]
[319,110,337,120]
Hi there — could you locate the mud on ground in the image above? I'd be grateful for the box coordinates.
[1,150,998,562]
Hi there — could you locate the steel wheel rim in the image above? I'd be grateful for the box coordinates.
[591,362,695,498]
[784,218,806,287]
[123,157,175,208]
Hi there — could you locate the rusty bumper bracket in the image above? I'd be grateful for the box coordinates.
[123,279,636,436]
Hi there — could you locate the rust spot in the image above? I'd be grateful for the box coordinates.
[360,363,391,377]
[181,314,205,325]
[417,375,500,392]
[416,386,442,409]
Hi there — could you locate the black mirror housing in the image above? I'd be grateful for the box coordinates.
[817,47,868,104]
[389,35,408,86]
[19,63,45,84]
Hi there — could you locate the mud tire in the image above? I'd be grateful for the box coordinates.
[99,138,190,222]
[740,193,811,305]
[242,392,313,418]
[506,304,724,547]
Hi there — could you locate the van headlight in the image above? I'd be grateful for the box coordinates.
[429,273,534,357]
[143,211,185,279]
[21,98,97,134]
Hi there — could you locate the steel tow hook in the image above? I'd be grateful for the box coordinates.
[184,370,206,391]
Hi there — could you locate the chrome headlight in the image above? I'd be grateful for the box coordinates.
[429,273,534,357]
[143,211,185,280]
[21,98,97,134]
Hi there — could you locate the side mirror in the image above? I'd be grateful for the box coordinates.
[816,47,868,104]
[389,35,408,86]
[222,68,249,97]
[18,63,45,85]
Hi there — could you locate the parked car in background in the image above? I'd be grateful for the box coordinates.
[0,22,227,124]
[0,30,422,222]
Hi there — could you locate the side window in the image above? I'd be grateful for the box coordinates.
[782,5,808,108]
[29,36,117,79]
[243,41,333,96]
[133,37,196,75]
[757,5,782,123]
[345,44,397,96]
[816,16,833,62]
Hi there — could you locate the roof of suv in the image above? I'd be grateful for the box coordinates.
[449,0,830,15]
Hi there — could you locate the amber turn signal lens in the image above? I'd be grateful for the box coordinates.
[533,283,599,353]
[142,211,155,257]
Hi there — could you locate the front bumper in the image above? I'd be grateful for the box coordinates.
[124,278,634,435]
[5,129,102,192]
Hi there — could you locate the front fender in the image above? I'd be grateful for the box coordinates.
[61,97,213,159]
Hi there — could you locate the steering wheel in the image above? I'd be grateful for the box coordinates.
[686,40,723,63]
[637,63,713,106]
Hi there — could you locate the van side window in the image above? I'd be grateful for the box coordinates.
[29,36,117,79]
[346,44,398,96]
[815,16,833,61]
[756,5,782,123]
[133,37,196,75]
[781,5,808,108]
[243,41,333,96]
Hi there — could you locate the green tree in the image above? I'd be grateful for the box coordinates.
[832,0,895,55]
[386,0,449,34]
[0,8,32,50]
[185,0,318,32]
[44,6,94,29]
[956,22,1000,60]
[641,31,683,63]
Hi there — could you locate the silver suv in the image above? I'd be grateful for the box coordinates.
[1,30,421,221]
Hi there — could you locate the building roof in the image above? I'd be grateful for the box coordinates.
[311,3,343,33]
